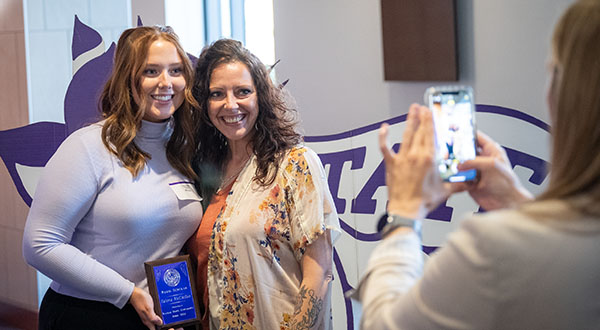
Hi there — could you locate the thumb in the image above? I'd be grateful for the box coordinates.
[141,310,162,330]
[458,157,491,172]
[150,312,163,325]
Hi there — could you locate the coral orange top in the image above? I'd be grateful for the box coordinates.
[186,181,234,330]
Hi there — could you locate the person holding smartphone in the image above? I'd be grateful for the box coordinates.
[355,0,600,329]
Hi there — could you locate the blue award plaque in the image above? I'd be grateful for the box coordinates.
[144,255,200,329]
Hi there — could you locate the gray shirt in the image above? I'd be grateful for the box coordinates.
[23,120,202,308]
[356,200,600,329]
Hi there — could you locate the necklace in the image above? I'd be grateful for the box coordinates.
[218,157,250,191]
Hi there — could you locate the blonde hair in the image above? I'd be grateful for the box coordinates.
[539,0,600,214]
[100,26,198,178]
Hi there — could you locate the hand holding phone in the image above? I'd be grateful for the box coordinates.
[424,86,477,182]
[380,104,453,219]
[456,131,534,210]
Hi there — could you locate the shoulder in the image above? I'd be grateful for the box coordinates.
[280,145,325,180]
[459,207,536,241]
[61,122,105,150]
[50,122,109,166]
[282,145,323,169]
[462,201,567,235]
[283,145,312,161]
[454,201,575,256]
[433,209,534,286]
[462,208,528,229]
[38,122,109,188]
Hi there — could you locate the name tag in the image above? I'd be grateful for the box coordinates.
[169,181,202,201]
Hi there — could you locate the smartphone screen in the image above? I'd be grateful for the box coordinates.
[427,87,477,182]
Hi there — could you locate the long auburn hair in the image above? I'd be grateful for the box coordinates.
[538,0,600,214]
[192,39,302,207]
[99,26,198,178]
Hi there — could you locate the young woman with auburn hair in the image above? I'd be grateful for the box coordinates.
[23,26,203,330]
[100,26,198,178]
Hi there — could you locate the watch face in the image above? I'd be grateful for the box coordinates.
[376,214,391,233]
[377,213,422,238]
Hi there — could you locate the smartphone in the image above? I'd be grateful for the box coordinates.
[424,86,477,182]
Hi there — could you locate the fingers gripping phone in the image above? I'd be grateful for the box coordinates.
[424,86,477,182]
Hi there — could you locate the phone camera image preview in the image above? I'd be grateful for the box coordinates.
[431,92,476,182]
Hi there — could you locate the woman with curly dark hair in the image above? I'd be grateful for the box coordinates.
[186,39,340,329]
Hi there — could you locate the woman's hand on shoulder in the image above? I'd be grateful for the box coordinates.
[129,286,163,329]
[455,131,534,210]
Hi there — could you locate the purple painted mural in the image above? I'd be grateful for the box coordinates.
[0,16,113,206]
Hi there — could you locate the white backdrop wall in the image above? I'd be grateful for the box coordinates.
[274,0,572,135]
[24,0,131,124]
[273,0,574,329]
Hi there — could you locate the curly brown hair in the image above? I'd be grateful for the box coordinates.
[192,39,302,206]
[100,26,198,178]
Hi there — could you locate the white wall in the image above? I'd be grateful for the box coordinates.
[25,0,131,124]
[274,0,571,136]
[273,0,390,135]
[471,1,571,123]
[131,0,165,26]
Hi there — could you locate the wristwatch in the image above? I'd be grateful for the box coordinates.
[377,213,422,238]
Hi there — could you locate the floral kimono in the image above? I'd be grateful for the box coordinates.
[207,146,341,329]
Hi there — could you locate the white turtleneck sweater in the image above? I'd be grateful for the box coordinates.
[23,120,203,308]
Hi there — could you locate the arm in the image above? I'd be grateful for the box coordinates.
[22,130,135,307]
[357,219,496,330]
[357,229,422,329]
[289,231,333,330]
[22,129,162,329]
[283,147,340,329]
[356,105,495,329]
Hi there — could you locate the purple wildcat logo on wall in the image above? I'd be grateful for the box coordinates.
[0,16,113,206]
[0,17,551,330]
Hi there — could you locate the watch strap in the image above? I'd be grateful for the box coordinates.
[377,213,422,238]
